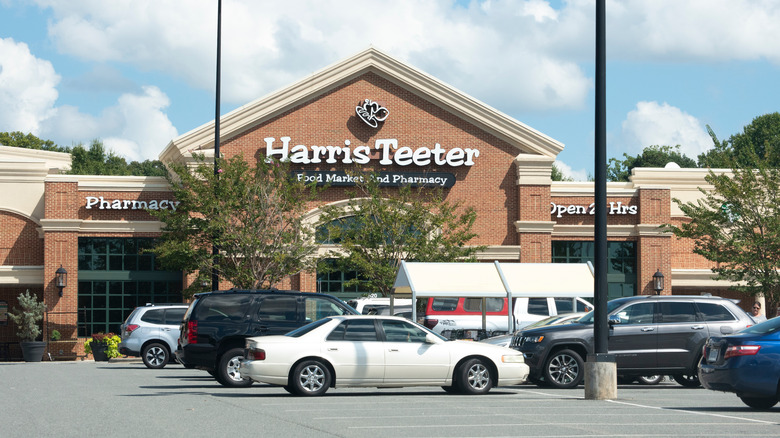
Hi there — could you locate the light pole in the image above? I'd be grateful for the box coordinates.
[211,0,222,291]
[653,269,664,295]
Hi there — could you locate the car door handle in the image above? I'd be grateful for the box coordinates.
[327,348,338,351]
[388,348,399,352]
[640,327,655,332]
[691,325,705,330]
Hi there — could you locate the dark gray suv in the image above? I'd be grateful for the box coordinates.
[513,295,755,389]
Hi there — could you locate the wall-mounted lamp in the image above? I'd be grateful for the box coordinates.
[55,265,68,297]
[652,269,664,295]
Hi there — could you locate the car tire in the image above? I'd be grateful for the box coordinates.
[215,348,253,388]
[544,349,584,389]
[456,358,493,395]
[672,373,700,388]
[637,375,664,385]
[739,396,778,410]
[290,360,331,396]
[141,343,169,369]
[441,385,461,394]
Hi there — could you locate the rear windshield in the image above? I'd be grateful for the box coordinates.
[741,316,780,335]
[285,318,332,337]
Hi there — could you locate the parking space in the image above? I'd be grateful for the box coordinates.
[1,361,777,437]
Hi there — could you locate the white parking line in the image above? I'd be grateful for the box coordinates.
[607,400,778,425]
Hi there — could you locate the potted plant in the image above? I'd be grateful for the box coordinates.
[84,332,121,361]
[8,290,47,362]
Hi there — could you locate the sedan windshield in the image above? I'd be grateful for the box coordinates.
[285,318,331,337]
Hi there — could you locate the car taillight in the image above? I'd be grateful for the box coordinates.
[124,324,139,334]
[246,347,265,361]
[424,319,438,329]
[724,345,761,359]
[186,321,198,344]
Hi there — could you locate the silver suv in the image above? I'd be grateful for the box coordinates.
[119,304,188,369]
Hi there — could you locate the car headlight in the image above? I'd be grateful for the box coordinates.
[521,335,544,344]
[502,354,525,363]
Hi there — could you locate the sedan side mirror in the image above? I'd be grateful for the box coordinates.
[608,315,621,326]
[425,333,439,344]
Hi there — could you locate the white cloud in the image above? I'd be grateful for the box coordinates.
[554,160,589,182]
[618,101,712,158]
[0,37,60,134]
[39,86,178,161]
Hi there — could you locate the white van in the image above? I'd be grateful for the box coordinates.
[422,296,593,340]
[347,296,414,315]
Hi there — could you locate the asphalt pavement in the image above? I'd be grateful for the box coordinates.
[1,360,778,437]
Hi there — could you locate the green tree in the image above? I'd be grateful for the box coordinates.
[149,154,322,295]
[607,145,698,182]
[69,139,167,177]
[665,159,780,311]
[0,131,69,152]
[316,174,485,296]
[698,113,780,168]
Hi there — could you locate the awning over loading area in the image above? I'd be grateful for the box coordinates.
[392,261,594,332]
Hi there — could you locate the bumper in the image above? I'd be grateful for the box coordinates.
[517,344,546,379]
[496,363,530,386]
[699,362,777,398]
[178,344,217,370]
[239,359,290,386]
[118,341,140,357]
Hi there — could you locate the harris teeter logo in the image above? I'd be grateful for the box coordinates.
[356,99,389,128]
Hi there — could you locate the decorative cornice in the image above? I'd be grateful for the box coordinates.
[514,221,556,234]
[671,269,741,287]
[550,224,637,238]
[515,154,554,185]
[550,181,636,197]
[475,245,521,260]
[161,47,563,164]
[40,219,163,233]
[0,266,44,285]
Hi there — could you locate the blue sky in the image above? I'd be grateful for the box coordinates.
[2,0,779,180]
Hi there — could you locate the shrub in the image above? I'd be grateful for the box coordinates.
[8,290,46,342]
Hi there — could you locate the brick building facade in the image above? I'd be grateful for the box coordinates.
[0,48,742,360]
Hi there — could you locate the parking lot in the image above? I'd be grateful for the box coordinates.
[1,360,778,438]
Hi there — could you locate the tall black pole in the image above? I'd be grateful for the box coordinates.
[211,0,222,291]
[594,0,609,355]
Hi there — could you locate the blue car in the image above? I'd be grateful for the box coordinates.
[699,316,780,409]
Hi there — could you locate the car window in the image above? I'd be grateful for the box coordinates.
[554,298,573,313]
[658,301,697,323]
[431,298,459,311]
[164,308,187,325]
[257,295,299,322]
[463,298,504,312]
[528,298,550,316]
[141,309,164,324]
[196,294,252,321]
[696,302,737,322]
[576,300,592,312]
[327,320,378,342]
[303,296,352,321]
[381,319,429,343]
[613,302,655,324]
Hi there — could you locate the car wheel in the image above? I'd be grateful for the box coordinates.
[739,396,779,410]
[141,343,169,369]
[456,358,493,395]
[441,385,461,394]
[544,349,584,389]
[216,348,253,388]
[672,373,700,388]
[282,385,295,394]
[291,360,331,396]
[637,375,664,385]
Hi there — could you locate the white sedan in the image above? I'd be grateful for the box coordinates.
[240,315,529,396]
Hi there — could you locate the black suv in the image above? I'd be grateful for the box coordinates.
[176,289,357,387]
[512,295,755,389]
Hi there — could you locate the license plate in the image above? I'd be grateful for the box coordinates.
[707,347,719,362]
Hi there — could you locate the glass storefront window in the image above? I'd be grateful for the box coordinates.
[552,241,637,301]
[77,237,182,336]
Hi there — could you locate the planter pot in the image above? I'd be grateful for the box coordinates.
[91,343,109,362]
[20,341,47,362]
